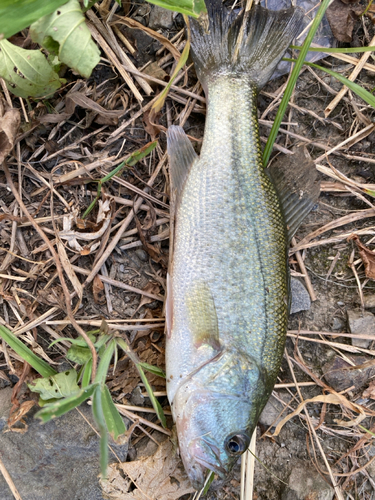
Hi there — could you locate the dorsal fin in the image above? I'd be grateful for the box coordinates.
[167,126,198,199]
[267,147,320,242]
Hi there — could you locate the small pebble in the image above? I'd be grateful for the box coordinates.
[347,309,375,349]
[290,278,311,314]
[148,5,174,29]
[281,462,334,500]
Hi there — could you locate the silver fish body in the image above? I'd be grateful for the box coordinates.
[166,1,316,489]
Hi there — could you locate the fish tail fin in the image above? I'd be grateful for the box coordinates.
[190,1,304,89]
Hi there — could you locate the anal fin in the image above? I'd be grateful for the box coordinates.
[267,147,320,242]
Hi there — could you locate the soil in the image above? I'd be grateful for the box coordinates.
[0,1,375,499]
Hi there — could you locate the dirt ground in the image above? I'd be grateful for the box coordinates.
[1,1,375,499]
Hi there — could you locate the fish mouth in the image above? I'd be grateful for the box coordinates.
[183,440,228,490]
[185,461,207,490]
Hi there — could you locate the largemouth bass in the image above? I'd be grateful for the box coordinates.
[166,0,319,489]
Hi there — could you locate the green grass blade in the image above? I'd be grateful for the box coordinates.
[126,140,158,167]
[94,339,116,385]
[82,359,93,388]
[35,383,98,422]
[92,384,108,478]
[143,0,207,18]
[262,0,331,165]
[151,25,190,115]
[290,45,375,54]
[100,141,157,183]
[82,141,157,218]
[101,385,126,441]
[117,338,167,428]
[285,57,375,109]
[0,325,57,378]
[201,471,215,495]
[137,364,167,428]
[138,362,166,378]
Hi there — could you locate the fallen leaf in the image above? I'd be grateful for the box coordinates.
[272,392,367,437]
[0,103,20,163]
[135,282,161,313]
[93,274,105,304]
[326,0,363,42]
[349,234,375,279]
[143,109,161,140]
[134,214,167,267]
[142,62,169,90]
[7,400,36,432]
[100,439,194,500]
[363,380,375,399]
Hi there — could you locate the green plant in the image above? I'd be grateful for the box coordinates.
[0,0,206,99]
[0,323,166,476]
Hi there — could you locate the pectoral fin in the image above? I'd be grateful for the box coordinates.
[185,281,221,354]
[167,126,197,200]
[267,147,320,242]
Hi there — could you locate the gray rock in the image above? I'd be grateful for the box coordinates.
[259,393,290,428]
[0,388,128,500]
[347,309,375,348]
[282,462,334,500]
[322,355,375,393]
[364,295,375,309]
[290,278,311,314]
[148,5,174,30]
[135,248,148,262]
[331,317,344,331]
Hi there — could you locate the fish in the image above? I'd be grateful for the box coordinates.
[165,0,320,490]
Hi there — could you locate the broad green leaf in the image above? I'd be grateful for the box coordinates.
[92,385,108,477]
[101,385,126,441]
[29,0,100,78]
[0,0,69,39]
[0,325,57,378]
[263,0,332,165]
[35,383,98,423]
[28,369,79,400]
[0,39,63,98]
[145,0,207,18]
[66,344,92,364]
[138,362,166,378]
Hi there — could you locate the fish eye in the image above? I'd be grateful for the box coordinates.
[224,433,250,455]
